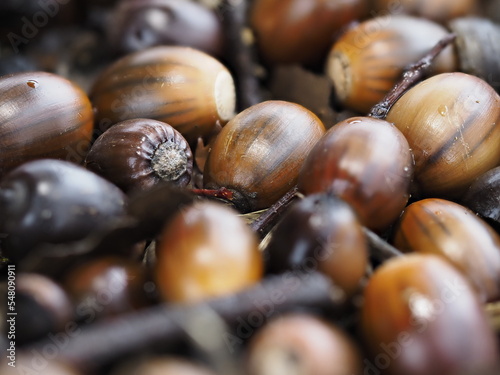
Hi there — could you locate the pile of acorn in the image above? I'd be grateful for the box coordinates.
[1,0,500,374]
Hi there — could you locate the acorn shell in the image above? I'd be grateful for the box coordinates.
[0,71,94,176]
[386,72,500,198]
[393,198,500,303]
[326,15,457,114]
[297,117,413,231]
[362,254,499,375]
[90,46,236,143]
[203,100,326,212]
[85,118,193,193]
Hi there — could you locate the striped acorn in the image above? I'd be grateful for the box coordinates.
[326,15,457,114]
[0,71,94,176]
[386,72,500,198]
[90,46,236,144]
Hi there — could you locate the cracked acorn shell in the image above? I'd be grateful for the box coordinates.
[203,100,326,212]
[386,72,500,199]
[90,46,236,144]
[326,15,457,114]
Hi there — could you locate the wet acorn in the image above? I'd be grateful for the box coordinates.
[326,15,457,113]
[64,256,148,321]
[108,0,223,56]
[0,159,127,263]
[14,273,73,344]
[385,72,500,198]
[392,198,500,303]
[85,118,193,193]
[372,0,477,24]
[204,100,325,212]
[0,71,94,176]
[297,117,413,232]
[250,0,368,65]
[246,313,362,375]
[362,254,500,375]
[90,46,236,143]
[462,166,500,224]
[155,201,263,303]
[264,193,368,299]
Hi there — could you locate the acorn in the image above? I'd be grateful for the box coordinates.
[108,0,223,56]
[392,198,500,302]
[0,159,127,263]
[85,118,193,194]
[297,117,414,231]
[385,72,500,198]
[155,201,263,303]
[461,166,500,225]
[203,100,325,212]
[90,46,236,143]
[326,15,457,113]
[246,313,362,375]
[264,193,368,299]
[0,71,94,176]
[362,254,500,375]
[250,0,368,65]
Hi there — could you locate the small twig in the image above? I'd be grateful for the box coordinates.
[28,271,339,369]
[221,0,262,110]
[363,227,403,262]
[250,186,300,236]
[369,33,456,119]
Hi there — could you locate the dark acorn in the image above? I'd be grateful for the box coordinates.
[264,193,368,299]
[0,159,127,263]
[462,166,500,224]
[297,117,413,232]
[85,118,193,193]
[0,71,94,176]
[108,0,223,56]
[204,100,325,212]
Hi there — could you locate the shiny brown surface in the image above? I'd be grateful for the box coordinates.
[246,313,362,375]
[85,118,193,193]
[0,71,94,176]
[250,0,367,65]
[204,100,325,212]
[297,117,413,231]
[326,15,457,114]
[90,46,235,143]
[362,254,499,375]
[373,0,477,24]
[393,198,500,302]
[155,201,263,303]
[386,72,500,198]
[264,194,368,298]
[108,0,223,56]
[64,256,147,319]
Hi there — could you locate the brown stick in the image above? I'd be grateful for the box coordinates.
[369,33,456,119]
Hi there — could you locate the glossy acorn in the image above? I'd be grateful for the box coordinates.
[90,46,236,143]
[155,201,263,303]
[0,159,127,263]
[108,0,223,56]
[392,198,500,303]
[64,256,148,321]
[85,118,193,193]
[362,254,500,375]
[386,72,500,198]
[264,193,368,299]
[250,0,367,65]
[297,117,414,231]
[462,166,500,225]
[326,15,457,114]
[204,100,326,212]
[0,71,94,176]
[246,313,362,375]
